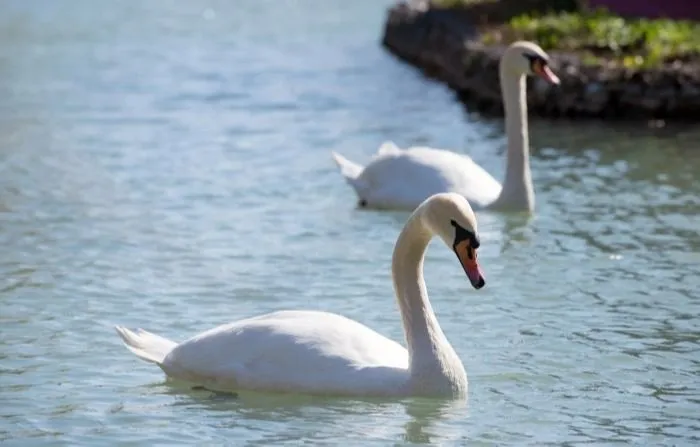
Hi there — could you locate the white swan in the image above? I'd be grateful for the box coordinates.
[115,192,485,398]
[332,41,560,212]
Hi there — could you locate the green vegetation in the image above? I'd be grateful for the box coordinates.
[432,0,579,12]
[430,0,700,68]
[482,10,700,68]
[432,0,496,6]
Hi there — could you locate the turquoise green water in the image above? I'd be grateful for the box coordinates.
[1,1,699,445]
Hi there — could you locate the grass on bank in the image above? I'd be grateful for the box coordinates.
[482,10,700,68]
[431,0,700,68]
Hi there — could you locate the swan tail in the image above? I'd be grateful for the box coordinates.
[331,152,364,181]
[115,326,177,365]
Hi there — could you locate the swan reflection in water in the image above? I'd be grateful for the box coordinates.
[152,382,468,445]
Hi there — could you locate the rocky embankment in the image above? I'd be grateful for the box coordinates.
[382,1,700,120]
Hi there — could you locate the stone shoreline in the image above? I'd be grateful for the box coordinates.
[381,1,700,121]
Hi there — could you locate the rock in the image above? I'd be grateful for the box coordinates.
[381,1,700,121]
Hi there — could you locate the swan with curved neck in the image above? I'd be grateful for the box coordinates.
[332,41,559,212]
[115,193,485,398]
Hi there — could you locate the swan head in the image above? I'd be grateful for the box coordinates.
[502,41,560,85]
[420,193,485,290]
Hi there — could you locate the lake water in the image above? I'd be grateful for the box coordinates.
[1,1,699,445]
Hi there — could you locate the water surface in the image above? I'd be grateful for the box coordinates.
[1,1,699,445]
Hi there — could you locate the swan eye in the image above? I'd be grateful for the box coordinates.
[523,53,548,73]
[450,220,478,249]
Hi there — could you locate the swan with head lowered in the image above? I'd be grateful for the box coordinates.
[115,193,485,398]
[332,41,559,212]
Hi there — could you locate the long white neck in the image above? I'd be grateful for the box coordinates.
[391,213,467,396]
[491,66,535,212]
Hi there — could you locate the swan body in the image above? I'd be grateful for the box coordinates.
[117,311,409,396]
[332,41,560,212]
[116,193,486,398]
[333,143,502,210]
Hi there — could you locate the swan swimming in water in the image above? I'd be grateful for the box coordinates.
[115,192,485,398]
[332,41,560,212]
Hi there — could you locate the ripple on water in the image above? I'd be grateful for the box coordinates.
[1,0,700,445]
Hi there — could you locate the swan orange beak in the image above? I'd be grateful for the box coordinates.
[533,59,560,85]
[454,239,485,289]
